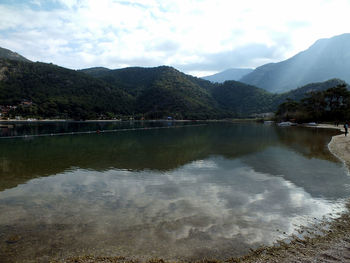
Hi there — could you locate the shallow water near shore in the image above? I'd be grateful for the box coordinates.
[0,122,349,262]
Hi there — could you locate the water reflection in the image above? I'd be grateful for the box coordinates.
[0,123,349,261]
[0,123,341,191]
[243,147,350,199]
[0,120,196,137]
[0,157,346,261]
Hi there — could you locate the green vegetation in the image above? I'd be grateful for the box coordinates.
[81,66,223,119]
[0,59,133,120]
[0,50,349,120]
[276,79,348,103]
[81,66,284,118]
[210,80,277,116]
[276,84,350,122]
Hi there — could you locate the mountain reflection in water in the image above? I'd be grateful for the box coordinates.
[0,123,349,261]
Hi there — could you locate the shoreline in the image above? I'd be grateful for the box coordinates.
[227,124,350,262]
[0,118,259,123]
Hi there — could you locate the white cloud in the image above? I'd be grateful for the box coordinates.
[0,0,350,75]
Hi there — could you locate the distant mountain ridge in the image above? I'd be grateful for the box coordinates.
[0,45,349,119]
[202,68,253,83]
[77,67,350,117]
[78,67,110,75]
[240,33,350,93]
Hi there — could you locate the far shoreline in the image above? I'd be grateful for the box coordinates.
[0,118,259,122]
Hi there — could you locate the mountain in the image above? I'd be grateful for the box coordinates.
[0,47,31,62]
[240,33,350,93]
[202,68,253,83]
[81,65,281,118]
[81,66,223,119]
[208,79,350,117]
[209,81,277,116]
[1,46,349,120]
[0,58,133,119]
[277,78,349,103]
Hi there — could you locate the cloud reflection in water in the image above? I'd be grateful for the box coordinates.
[0,148,347,260]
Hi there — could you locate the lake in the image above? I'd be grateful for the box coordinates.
[0,121,349,262]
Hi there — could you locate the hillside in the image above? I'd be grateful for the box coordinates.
[210,81,277,116]
[207,79,350,117]
[0,59,133,119]
[275,78,349,105]
[1,46,349,120]
[240,33,350,93]
[81,65,283,118]
[81,66,171,97]
[202,68,253,83]
[81,66,223,119]
[0,47,31,62]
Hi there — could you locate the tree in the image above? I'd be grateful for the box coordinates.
[276,84,350,122]
[276,98,301,120]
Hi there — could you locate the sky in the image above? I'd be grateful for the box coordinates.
[0,0,350,77]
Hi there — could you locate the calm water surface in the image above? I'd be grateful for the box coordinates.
[0,122,349,262]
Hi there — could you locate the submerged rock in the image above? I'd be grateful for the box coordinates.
[5,234,21,244]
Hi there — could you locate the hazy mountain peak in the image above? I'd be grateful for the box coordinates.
[202,68,254,83]
[240,33,350,93]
